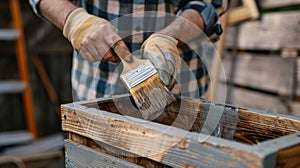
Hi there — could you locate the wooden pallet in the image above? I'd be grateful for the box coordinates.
[61,95,300,167]
[225,11,300,51]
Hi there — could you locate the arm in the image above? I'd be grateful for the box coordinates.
[39,0,77,30]
[160,0,222,43]
[29,0,131,63]
[159,9,205,43]
[141,1,220,89]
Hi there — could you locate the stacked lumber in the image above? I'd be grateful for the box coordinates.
[217,0,300,116]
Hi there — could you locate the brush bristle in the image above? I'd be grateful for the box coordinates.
[129,74,175,120]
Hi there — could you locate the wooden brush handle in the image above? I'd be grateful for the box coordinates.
[112,40,133,62]
[112,39,146,74]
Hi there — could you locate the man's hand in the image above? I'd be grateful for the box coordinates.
[141,33,180,90]
[63,8,127,62]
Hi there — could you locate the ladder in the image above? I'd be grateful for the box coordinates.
[0,0,38,138]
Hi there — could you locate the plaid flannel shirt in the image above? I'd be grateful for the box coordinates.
[29,0,211,101]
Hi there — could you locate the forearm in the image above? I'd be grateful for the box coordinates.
[39,0,78,29]
[159,9,205,43]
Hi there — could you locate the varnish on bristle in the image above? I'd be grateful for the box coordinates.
[129,73,176,119]
[120,60,175,119]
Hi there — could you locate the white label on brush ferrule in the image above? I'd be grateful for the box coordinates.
[120,60,157,89]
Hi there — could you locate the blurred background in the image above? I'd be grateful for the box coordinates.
[0,0,299,167]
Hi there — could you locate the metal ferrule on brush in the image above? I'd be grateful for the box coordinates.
[120,60,157,90]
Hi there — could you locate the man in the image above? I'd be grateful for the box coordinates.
[29,0,220,101]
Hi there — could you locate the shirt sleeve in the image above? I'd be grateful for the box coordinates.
[176,0,222,37]
[176,0,206,15]
[29,0,42,17]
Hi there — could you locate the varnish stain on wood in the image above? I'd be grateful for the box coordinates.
[62,95,300,167]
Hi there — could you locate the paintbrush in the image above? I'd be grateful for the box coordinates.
[113,41,176,120]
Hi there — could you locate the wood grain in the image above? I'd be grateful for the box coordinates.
[68,132,171,168]
[65,96,300,144]
[225,12,300,50]
[61,95,300,167]
[61,97,262,167]
[235,108,300,144]
[65,140,142,168]
[220,86,300,117]
[220,53,295,96]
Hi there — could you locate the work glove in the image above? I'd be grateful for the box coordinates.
[63,8,129,62]
[141,33,180,90]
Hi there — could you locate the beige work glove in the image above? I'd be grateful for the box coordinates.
[141,33,180,90]
[63,8,129,62]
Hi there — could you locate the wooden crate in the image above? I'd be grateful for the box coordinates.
[221,7,300,114]
[61,95,300,168]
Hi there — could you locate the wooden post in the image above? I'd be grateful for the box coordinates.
[228,0,260,25]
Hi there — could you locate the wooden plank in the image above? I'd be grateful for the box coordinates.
[70,95,300,139]
[225,86,300,117]
[69,132,172,168]
[68,131,300,168]
[254,133,300,167]
[276,143,300,168]
[261,0,300,9]
[220,53,295,96]
[225,12,300,50]
[77,95,261,143]
[65,140,142,168]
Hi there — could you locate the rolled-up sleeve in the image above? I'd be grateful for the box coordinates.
[176,0,221,36]
[29,0,42,17]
